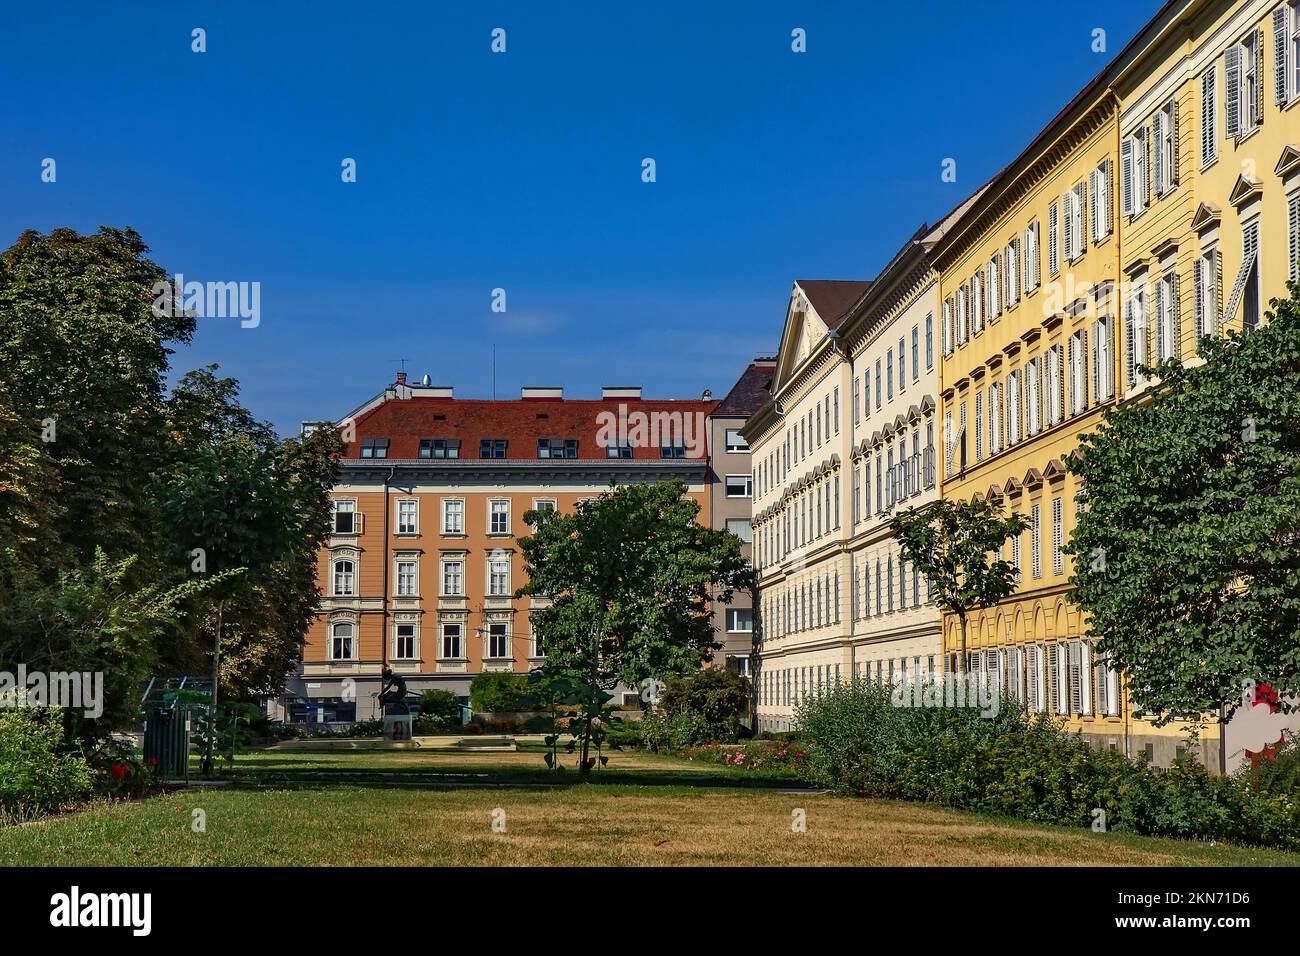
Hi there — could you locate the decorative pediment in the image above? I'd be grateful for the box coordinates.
[1022,467,1044,488]
[905,404,922,424]
[1228,172,1262,207]
[829,453,841,467]
[1042,458,1067,481]
[1275,144,1300,178]
[893,413,908,431]
[986,484,1004,501]
[919,394,936,413]
[1003,476,1022,495]
[1189,201,1221,232]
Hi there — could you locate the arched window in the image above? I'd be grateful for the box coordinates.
[333,560,355,596]
[331,622,355,660]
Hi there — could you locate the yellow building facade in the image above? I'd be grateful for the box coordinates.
[933,0,1300,768]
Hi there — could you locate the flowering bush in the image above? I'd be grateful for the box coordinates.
[87,738,157,799]
[680,740,810,776]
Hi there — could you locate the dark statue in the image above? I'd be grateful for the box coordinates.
[379,667,409,714]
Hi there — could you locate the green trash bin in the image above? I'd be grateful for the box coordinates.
[143,700,191,782]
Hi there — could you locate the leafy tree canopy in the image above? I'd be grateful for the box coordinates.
[1066,284,1300,724]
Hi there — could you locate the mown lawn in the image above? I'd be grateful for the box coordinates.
[1,746,1295,866]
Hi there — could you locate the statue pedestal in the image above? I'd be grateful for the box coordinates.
[383,714,413,741]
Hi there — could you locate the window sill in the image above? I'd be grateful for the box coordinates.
[394,532,420,538]
[440,532,466,538]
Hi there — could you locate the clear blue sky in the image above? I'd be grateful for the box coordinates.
[0,1,1159,433]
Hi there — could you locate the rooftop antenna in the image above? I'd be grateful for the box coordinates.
[390,358,409,378]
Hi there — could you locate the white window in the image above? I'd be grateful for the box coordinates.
[989,256,1001,318]
[1048,200,1060,275]
[1025,358,1041,436]
[974,391,984,462]
[1005,239,1019,305]
[727,608,753,632]
[488,623,510,659]
[1089,160,1110,242]
[332,499,356,535]
[971,272,984,333]
[1226,29,1262,139]
[725,429,748,453]
[394,623,416,660]
[489,499,510,535]
[396,559,417,596]
[956,287,968,345]
[942,299,954,356]
[1093,317,1113,401]
[332,559,355,596]
[1007,371,1021,445]
[1023,221,1040,291]
[1127,287,1151,389]
[1064,183,1085,261]
[1121,128,1148,217]
[488,556,510,596]
[726,518,752,543]
[442,498,464,535]
[725,474,753,498]
[988,381,1002,454]
[396,499,418,534]
[1156,271,1179,362]
[1196,248,1219,337]
[1153,99,1176,196]
[330,622,355,660]
[1045,345,1062,426]
[441,558,464,596]
[441,623,462,659]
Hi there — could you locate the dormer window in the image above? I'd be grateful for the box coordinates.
[537,439,578,459]
[480,439,508,459]
[419,438,460,459]
[360,438,389,459]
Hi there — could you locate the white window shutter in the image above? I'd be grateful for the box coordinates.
[1225,46,1241,139]
[1171,271,1182,361]
[1276,7,1290,105]
[1171,100,1180,186]
[1152,111,1165,194]
[1289,194,1300,283]
[1155,279,1166,360]
[1049,201,1060,275]
[1201,67,1216,165]
[1144,123,1153,207]
[1195,256,1206,336]
[1079,642,1092,715]
[1254,27,1265,126]
[1120,138,1134,217]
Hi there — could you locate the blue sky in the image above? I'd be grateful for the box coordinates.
[0,1,1158,433]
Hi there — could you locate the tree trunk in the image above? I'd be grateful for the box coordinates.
[203,600,223,776]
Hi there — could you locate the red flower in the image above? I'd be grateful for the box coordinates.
[110,762,128,779]
[147,756,158,767]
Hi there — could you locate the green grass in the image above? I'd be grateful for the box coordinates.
[1,747,1296,866]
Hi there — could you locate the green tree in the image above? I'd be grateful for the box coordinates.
[659,667,752,741]
[517,479,754,772]
[1065,283,1300,726]
[890,499,1028,673]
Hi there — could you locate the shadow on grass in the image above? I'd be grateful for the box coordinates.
[218,756,813,795]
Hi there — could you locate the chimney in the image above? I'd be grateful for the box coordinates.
[521,386,563,399]
[701,389,713,400]
[601,386,642,400]
[395,370,407,385]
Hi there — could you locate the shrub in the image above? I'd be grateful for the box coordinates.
[658,668,751,743]
[796,680,1300,852]
[417,690,462,726]
[1242,737,1300,797]
[639,710,715,752]
[86,737,157,799]
[0,707,94,816]
[469,673,530,713]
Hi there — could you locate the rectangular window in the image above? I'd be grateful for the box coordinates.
[925,314,934,368]
[725,517,752,543]
[726,608,753,633]
[724,428,748,454]
[332,560,355,596]
[397,499,418,534]
[1201,66,1217,167]
[332,499,356,535]
[442,499,464,535]
[538,438,579,459]
[441,624,462,660]
[488,557,510,596]
[359,438,389,459]
[1048,200,1060,275]
[489,499,510,535]
[419,438,461,459]
[480,439,508,459]
[606,440,633,458]
[1024,221,1040,291]
[488,623,509,659]
[1154,99,1176,196]
[1289,193,1300,284]
[725,474,753,498]
[394,624,416,660]
[331,623,355,661]
[441,559,463,596]
[396,560,417,596]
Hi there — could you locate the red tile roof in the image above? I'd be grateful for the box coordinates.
[796,279,873,329]
[348,396,719,460]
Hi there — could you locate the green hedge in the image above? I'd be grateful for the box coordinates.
[0,707,94,817]
[796,681,1300,851]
